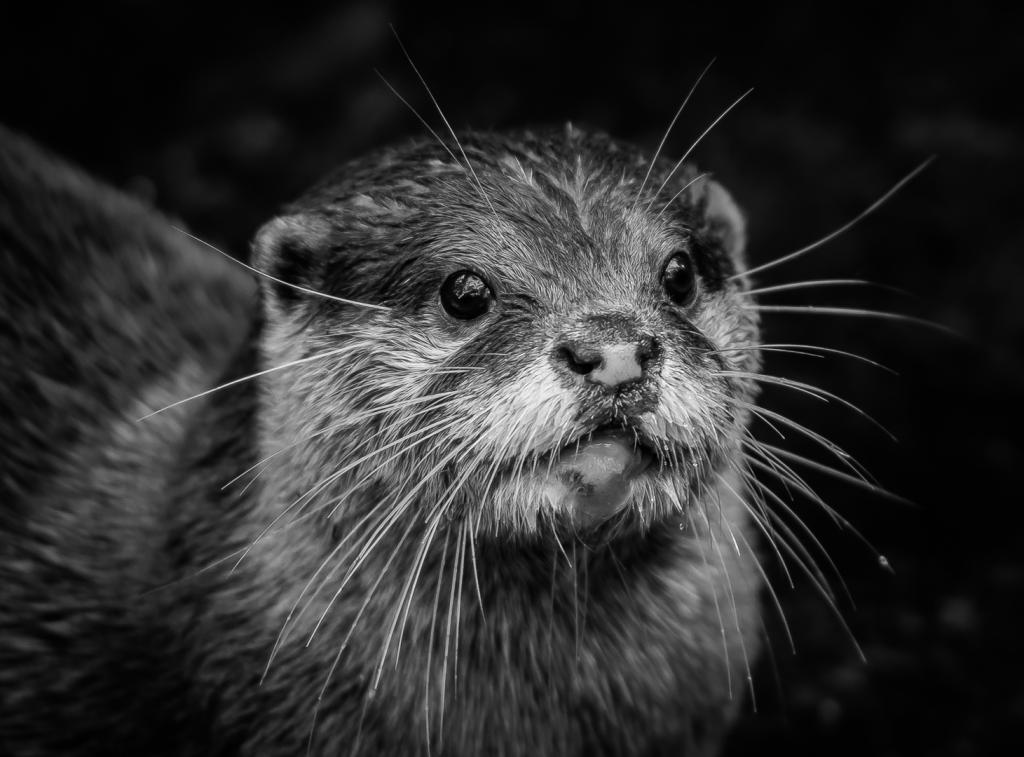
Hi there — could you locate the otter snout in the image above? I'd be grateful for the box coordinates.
[555,335,658,390]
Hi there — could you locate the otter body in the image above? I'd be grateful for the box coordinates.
[0,124,762,755]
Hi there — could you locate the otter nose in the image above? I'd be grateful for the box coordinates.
[556,340,655,389]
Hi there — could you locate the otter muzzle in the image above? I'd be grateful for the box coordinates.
[553,431,652,525]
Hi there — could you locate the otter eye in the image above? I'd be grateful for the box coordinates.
[662,250,698,306]
[440,270,493,320]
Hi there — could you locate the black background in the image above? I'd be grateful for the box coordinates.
[3,2,1021,754]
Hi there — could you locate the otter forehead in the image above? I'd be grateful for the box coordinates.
[279,127,737,313]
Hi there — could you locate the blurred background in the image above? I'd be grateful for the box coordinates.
[2,1,1021,754]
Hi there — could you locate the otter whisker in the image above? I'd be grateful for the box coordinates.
[733,464,844,603]
[762,507,867,662]
[469,508,486,622]
[581,541,593,663]
[438,521,465,745]
[388,26,505,235]
[548,514,573,568]
[749,303,955,335]
[420,366,487,375]
[719,496,796,654]
[223,390,462,492]
[382,517,438,674]
[307,431,480,648]
[753,403,880,487]
[510,403,544,472]
[137,345,352,421]
[740,278,910,297]
[720,369,896,443]
[706,343,895,373]
[349,692,374,757]
[318,427,460,524]
[736,157,935,281]
[288,505,400,645]
[470,443,505,522]
[762,493,849,605]
[232,414,463,572]
[733,397,879,486]
[542,415,577,481]
[723,345,828,361]
[731,466,792,585]
[375,513,445,690]
[264,500,396,680]
[452,522,468,692]
[725,465,794,587]
[307,504,422,646]
[743,443,843,528]
[738,402,789,442]
[424,526,452,755]
[308,512,422,748]
[692,448,718,533]
[157,479,395,615]
[632,57,716,209]
[645,87,753,213]
[482,403,544,532]
[375,71,460,169]
[309,501,413,639]
[387,435,490,676]
[456,445,507,620]
[711,511,758,707]
[743,433,853,522]
[172,226,388,312]
[370,410,464,455]
[547,547,558,671]
[292,412,465,523]
[759,440,909,505]
[743,446,888,568]
[653,172,710,223]
[688,495,734,700]
[720,467,862,663]
[572,539,580,666]
[137,544,256,597]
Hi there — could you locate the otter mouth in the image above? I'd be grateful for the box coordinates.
[546,424,662,525]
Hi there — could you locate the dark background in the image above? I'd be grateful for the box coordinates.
[3,2,1021,754]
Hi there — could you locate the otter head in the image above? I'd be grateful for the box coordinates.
[251,126,759,543]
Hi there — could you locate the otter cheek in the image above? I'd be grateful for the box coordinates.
[554,434,649,525]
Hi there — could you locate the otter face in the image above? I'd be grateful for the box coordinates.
[253,127,759,541]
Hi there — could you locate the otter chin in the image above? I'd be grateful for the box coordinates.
[544,429,657,525]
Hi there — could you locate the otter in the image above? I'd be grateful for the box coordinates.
[0,122,764,755]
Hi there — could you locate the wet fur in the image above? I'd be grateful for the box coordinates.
[0,124,762,755]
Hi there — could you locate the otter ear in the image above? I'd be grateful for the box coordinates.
[251,214,332,310]
[702,179,747,262]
